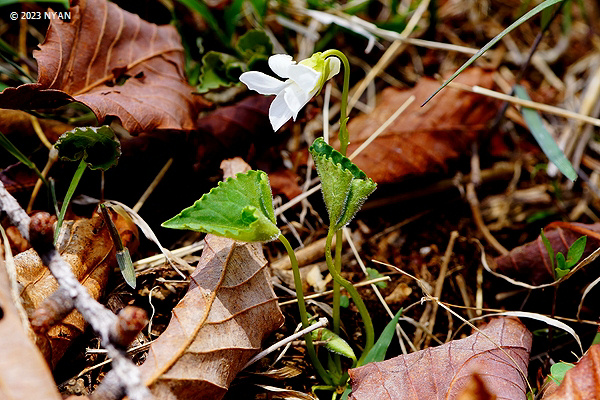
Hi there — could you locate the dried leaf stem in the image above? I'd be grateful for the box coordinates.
[0,181,151,400]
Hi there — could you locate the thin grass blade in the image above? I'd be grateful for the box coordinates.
[422,0,563,106]
[514,84,576,181]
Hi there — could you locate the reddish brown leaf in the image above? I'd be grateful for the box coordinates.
[0,163,41,195]
[195,95,273,161]
[542,344,600,400]
[341,68,498,183]
[493,222,600,285]
[0,244,62,399]
[14,211,138,368]
[268,168,303,200]
[0,0,208,134]
[348,318,532,400]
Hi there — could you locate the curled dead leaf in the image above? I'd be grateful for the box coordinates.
[0,0,208,133]
[14,211,138,368]
[348,318,532,400]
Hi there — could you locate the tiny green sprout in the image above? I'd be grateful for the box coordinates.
[309,138,376,231]
[53,126,121,243]
[339,295,350,308]
[366,268,388,289]
[540,229,586,279]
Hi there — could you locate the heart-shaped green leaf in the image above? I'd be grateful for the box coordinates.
[54,125,121,170]
[309,138,376,230]
[162,170,280,242]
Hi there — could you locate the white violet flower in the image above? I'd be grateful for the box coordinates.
[240,53,340,131]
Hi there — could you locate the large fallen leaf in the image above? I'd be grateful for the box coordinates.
[542,344,600,399]
[0,242,62,399]
[0,0,207,134]
[493,222,600,285]
[139,234,284,399]
[348,318,532,400]
[342,68,498,183]
[14,211,138,368]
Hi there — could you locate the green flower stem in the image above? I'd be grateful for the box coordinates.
[323,49,352,374]
[325,229,374,365]
[322,49,350,156]
[332,230,342,335]
[54,159,87,243]
[279,233,332,385]
[332,229,343,374]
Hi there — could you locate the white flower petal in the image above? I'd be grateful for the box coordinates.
[283,83,311,119]
[269,54,295,79]
[239,71,288,95]
[326,57,341,80]
[269,92,295,131]
[286,64,320,94]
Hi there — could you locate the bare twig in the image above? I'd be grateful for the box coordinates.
[0,181,151,400]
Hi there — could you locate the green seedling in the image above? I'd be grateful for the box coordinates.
[235,49,375,394]
[540,229,586,279]
[53,126,121,243]
[366,268,388,289]
[99,203,136,289]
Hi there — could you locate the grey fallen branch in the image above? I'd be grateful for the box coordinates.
[0,181,152,400]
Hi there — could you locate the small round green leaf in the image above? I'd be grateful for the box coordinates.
[54,125,121,170]
[162,170,280,242]
[309,138,376,230]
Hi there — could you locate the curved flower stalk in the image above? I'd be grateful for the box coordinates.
[240,53,340,131]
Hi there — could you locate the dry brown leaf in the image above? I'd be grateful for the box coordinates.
[139,234,284,399]
[348,318,532,400]
[0,244,62,399]
[15,211,138,368]
[542,344,600,400]
[493,222,600,285]
[342,68,498,183]
[0,0,207,134]
[138,227,283,399]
